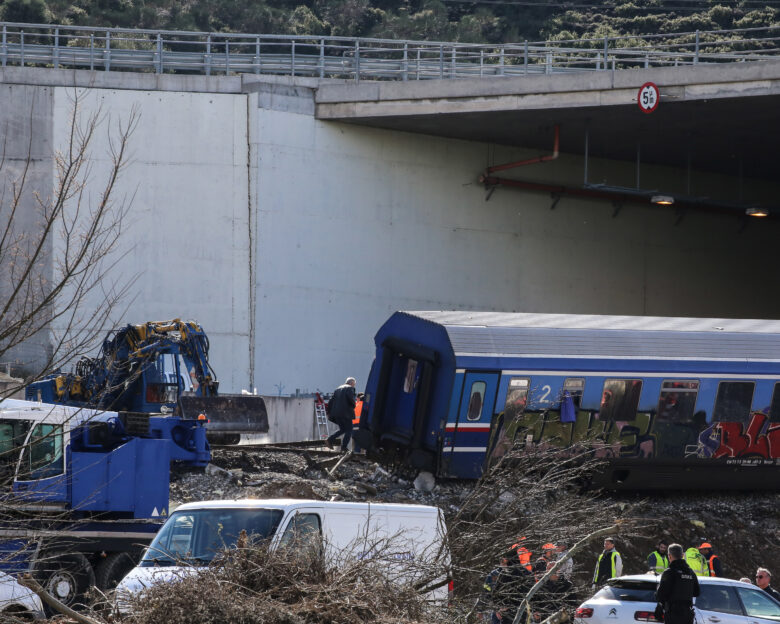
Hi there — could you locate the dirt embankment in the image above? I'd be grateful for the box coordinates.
[172,448,780,583]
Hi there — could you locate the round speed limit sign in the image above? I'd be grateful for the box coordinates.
[637,82,660,114]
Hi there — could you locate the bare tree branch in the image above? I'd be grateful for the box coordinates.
[19,573,103,624]
[0,88,138,396]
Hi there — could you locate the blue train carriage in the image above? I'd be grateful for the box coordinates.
[354,311,780,490]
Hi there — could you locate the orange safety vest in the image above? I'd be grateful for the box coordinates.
[708,554,719,577]
[512,543,533,571]
[353,399,363,425]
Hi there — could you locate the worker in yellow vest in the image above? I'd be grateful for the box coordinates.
[647,540,670,575]
[684,545,710,576]
[593,537,623,588]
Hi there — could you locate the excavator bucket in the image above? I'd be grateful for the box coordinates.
[178,394,269,444]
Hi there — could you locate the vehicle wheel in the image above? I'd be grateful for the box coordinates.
[95,552,136,591]
[34,552,95,614]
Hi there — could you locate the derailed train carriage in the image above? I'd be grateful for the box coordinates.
[353,311,780,490]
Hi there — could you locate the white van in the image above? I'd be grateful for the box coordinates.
[116,498,450,609]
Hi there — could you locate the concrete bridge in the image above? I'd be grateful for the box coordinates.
[317,60,780,181]
[1,25,779,395]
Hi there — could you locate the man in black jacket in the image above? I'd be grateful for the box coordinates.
[490,554,533,623]
[326,377,357,452]
[533,561,578,622]
[756,568,780,602]
[656,543,700,624]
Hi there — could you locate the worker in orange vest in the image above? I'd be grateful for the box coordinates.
[352,394,364,452]
[698,542,723,577]
[511,537,533,572]
[353,395,363,426]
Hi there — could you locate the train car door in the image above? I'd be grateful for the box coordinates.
[445,371,498,479]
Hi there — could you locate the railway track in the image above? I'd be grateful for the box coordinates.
[211,440,371,460]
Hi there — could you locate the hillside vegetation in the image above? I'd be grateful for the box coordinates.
[1,0,778,44]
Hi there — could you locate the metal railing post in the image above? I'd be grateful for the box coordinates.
[499,45,504,75]
[104,30,111,71]
[1,25,6,68]
[439,44,443,78]
[156,33,163,73]
[546,50,552,74]
[291,40,296,77]
[256,37,261,74]
[90,33,94,70]
[416,47,421,80]
[225,39,230,75]
[319,38,324,78]
[205,35,211,76]
[20,30,24,67]
[354,40,359,82]
[54,27,59,69]
[603,36,608,70]
[451,46,456,78]
[694,29,700,64]
[524,40,528,74]
[480,49,484,76]
[402,43,408,81]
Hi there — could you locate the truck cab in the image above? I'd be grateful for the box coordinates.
[0,399,210,609]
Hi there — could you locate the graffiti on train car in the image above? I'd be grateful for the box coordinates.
[495,409,780,464]
[711,413,780,459]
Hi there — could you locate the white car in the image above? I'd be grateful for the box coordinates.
[0,571,44,619]
[574,574,780,624]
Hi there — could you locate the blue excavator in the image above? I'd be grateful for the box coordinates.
[25,319,268,444]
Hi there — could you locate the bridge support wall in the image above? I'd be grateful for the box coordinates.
[1,68,777,394]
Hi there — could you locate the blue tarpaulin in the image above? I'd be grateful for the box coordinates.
[561,391,576,423]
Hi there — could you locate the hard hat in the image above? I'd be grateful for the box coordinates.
[542,543,556,550]
[699,542,712,549]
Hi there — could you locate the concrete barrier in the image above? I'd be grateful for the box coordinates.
[243,395,329,444]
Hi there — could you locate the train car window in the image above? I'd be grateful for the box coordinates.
[467,382,486,421]
[562,378,584,409]
[769,382,780,423]
[598,379,642,421]
[712,381,755,424]
[503,378,529,419]
[403,359,418,393]
[657,380,699,422]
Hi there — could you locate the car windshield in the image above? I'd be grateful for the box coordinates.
[595,579,658,602]
[140,508,283,567]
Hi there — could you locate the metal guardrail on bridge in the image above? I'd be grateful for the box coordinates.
[1,22,779,82]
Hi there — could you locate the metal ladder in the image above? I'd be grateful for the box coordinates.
[314,394,332,440]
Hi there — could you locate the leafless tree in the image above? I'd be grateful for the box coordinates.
[0,89,138,618]
[440,440,645,623]
[0,89,138,399]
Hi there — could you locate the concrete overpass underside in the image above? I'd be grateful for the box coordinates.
[316,61,780,183]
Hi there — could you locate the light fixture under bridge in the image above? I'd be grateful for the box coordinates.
[651,195,675,206]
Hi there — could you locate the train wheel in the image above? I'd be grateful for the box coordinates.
[95,552,136,591]
[35,552,95,614]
